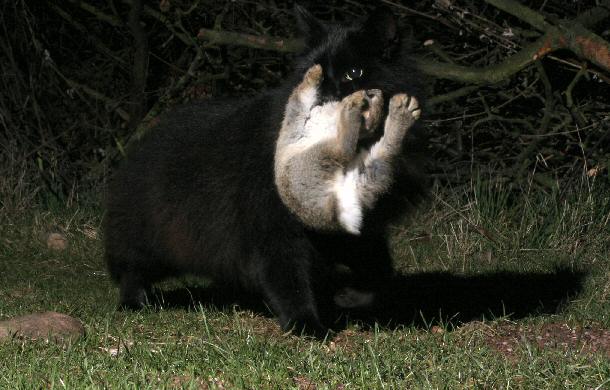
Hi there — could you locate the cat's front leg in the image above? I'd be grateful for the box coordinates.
[380,93,421,155]
[279,64,323,145]
[360,89,384,139]
[336,90,366,162]
[288,64,323,116]
[347,93,421,219]
[335,89,383,162]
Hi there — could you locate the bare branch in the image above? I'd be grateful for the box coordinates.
[415,22,610,85]
[427,86,480,107]
[484,0,552,31]
[574,1,610,27]
[196,28,303,53]
[66,0,123,27]
[120,0,195,47]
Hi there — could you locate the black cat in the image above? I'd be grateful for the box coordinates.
[104,6,426,337]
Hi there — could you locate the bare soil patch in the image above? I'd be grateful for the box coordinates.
[482,322,610,360]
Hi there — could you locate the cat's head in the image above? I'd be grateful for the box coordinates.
[293,5,421,104]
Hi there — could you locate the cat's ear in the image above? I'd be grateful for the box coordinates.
[295,4,327,49]
[361,7,400,59]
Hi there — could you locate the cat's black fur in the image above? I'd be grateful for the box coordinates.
[104,6,426,337]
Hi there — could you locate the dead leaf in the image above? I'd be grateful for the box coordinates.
[46,232,68,250]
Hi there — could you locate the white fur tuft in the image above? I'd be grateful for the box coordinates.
[300,87,318,110]
[366,137,386,163]
[333,169,362,234]
[283,102,340,158]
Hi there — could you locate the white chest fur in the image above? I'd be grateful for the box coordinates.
[276,101,340,163]
[299,102,340,148]
[302,102,364,234]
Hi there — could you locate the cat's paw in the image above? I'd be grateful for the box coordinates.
[362,89,384,135]
[334,287,375,309]
[297,64,323,108]
[341,90,384,138]
[282,316,330,340]
[388,93,421,124]
[342,90,367,110]
[384,93,421,141]
[303,64,323,88]
[340,90,368,135]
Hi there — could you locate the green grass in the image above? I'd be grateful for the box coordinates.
[1,177,609,389]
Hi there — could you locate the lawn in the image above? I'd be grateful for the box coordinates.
[1,177,609,389]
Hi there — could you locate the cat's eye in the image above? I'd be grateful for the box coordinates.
[343,68,363,82]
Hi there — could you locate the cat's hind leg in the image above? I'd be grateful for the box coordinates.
[334,90,368,162]
[255,236,330,339]
[106,242,170,310]
[361,89,384,138]
[332,90,386,234]
[355,93,421,207]
[283,64,323,125]
[118,270,152,310]
[107,250,154,310]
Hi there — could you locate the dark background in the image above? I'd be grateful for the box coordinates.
[1,0,608,207]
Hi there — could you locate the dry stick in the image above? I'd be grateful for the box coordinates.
[117,0,201,151]
[512,61,555,180]
[427,86,480,107]
[565,64,589,128]
[482,0,610,71]
[48,62,129,121]
[120,0,197,47]
[484,0,552,31]
[125,51,211,146]
[195,28,304,53]
[535,60,554,135]
[470,92,536,146]
[66,0,122,27]
[439,20,603,83]
[431,192,501,246]
[380,0,456,30]
[565,23,610,72]
[49,4,127,66]
[414,24,610,85]
[424,40,457,64]
[547,55,610,85]
[574,1,610,26]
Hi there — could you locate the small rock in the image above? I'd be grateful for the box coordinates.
[431,325,445,334]
[46,232,68,250]
[99,340,134,357]
[0,311,85,343]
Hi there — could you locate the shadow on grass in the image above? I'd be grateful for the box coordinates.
[151,268,585,331]
[346,268,586,329]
